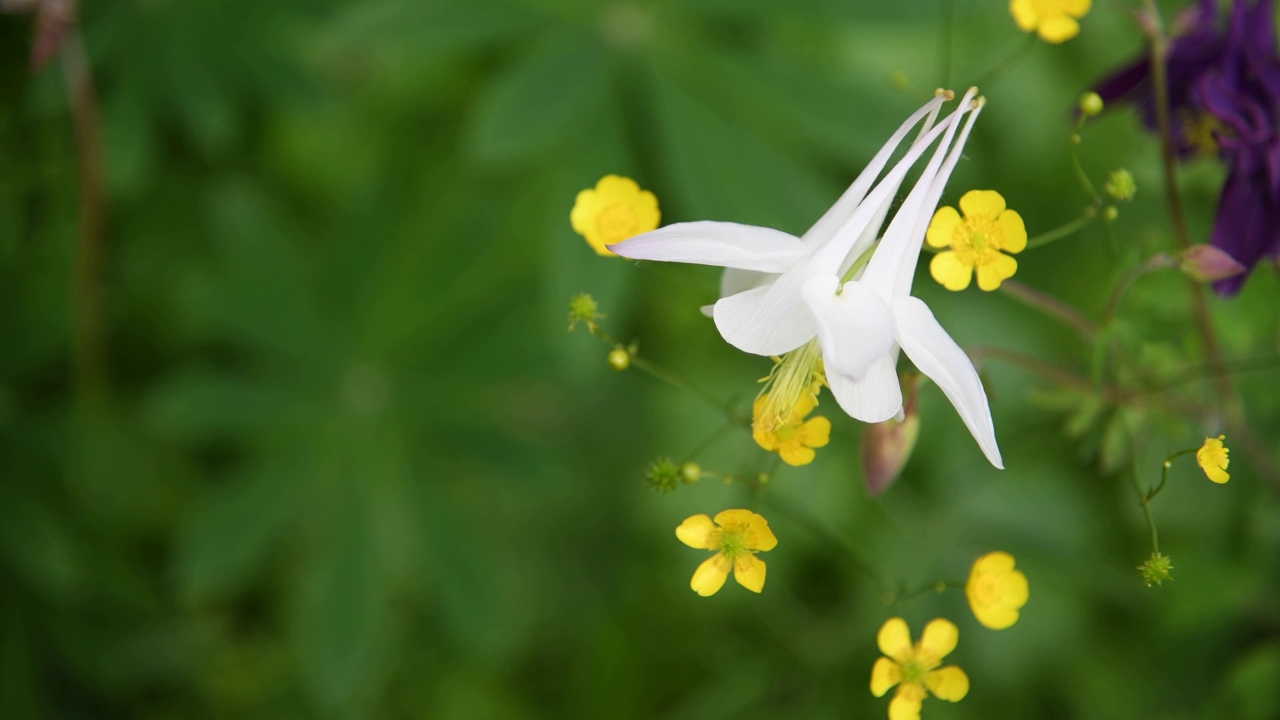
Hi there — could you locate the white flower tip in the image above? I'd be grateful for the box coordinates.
[935,87,955,100]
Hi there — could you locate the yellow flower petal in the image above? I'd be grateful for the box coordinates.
[1060,0,1091,17]
[595,174,640,196]
[690,553,731,596]
[795,416,832,449]
[778,442,816,467]
[926,206,963,249]
[974,550,1016,574]
[888,684,925,720]
[930,251,973,291]
[870,657,903,698]
[877,617,913,663]
[569,174,661,257]
[972,604,1020,630]
[675,514,718,549]
[996,209,1027,253]
[918,618,958,664]
[1038,14,1080,43]
[975,252,1017,291]
[743,512,778,552]
[1009,0,1039,31]
[925,666,970,702]
[1000,568,1030,607]
[791,389,819,419]
[959,189,1006,220]
[1197,435,1230,484]
[733,553,767,593]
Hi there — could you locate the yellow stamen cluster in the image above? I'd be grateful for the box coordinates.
[755,338,826,433]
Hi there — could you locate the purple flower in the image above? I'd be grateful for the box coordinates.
[1094,0,1280,295]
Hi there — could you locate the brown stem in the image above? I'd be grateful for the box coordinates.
[1141,0,1235,420]
[61,25,108,396]
[999,280,1097,341]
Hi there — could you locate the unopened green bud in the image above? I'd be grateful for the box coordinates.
[1103,169,1136,202]
[1138,552,1174,587]
[679,462,701,484]
[607,346,630,371]
[646,457,680,493]
[1104,206,1118,221]
[568,293,604,333]
[1079,92,1104,117]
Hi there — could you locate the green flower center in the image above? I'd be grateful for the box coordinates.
[953,217,1003,266]
[901,659,928,686]
[596,203,638,241]
[715,526,747,557]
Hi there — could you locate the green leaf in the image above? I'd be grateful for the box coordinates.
[468,35,611,168]
[293,462,389,715]
[175,461,302,605]
[144,367,286,444]
[643,65,831,233]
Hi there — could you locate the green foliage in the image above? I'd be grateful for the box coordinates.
[1,0,1279,718]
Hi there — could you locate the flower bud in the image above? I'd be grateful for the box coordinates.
[646,458,680,493]
[1103,169,1136,201]
[1079,92,1104,117]
[861,374,920,496]
[1179,245,1246,282]
[679,462,701,484]
[607,346,630,371]
[1138,552,1174,587]
[567,293,604,333]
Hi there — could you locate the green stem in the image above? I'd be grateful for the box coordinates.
[888,579,964,607]
[1024,211,1096,249]
[1147,447,1198,502]
[629,355,744,423]
[1140,0,1238,419]
[969,34,1037,90]
[998,280,1097,340]
[681,419,740,465]
[1130,470,1160,554]
[761,492,887,591]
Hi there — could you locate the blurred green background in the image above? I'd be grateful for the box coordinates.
[2,0,1278,717]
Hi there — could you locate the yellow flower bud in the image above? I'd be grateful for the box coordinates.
[1079,92,1104,117]
[607,346,630,371]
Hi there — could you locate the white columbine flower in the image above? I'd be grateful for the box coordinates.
[610,89,1002,468]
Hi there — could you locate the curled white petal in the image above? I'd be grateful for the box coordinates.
[893,296,1003,469]
[609,221,808,273]
[801,275,895,382]
[826,355,903,423]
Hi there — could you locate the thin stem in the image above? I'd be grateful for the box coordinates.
[888,579,964,607]
[1024,211,1096,249]
[62,27,108,397]
[998,280,1097,340]
[629,356,744,423]
[1101,253,1175,327]
[1129,470,1160,553]
[1147,447,1197,502]
[969,34,1037,90]
[1140,0,1237,417]
[681,419,739,465]
[938,0,954,87]
[761,492,888,591]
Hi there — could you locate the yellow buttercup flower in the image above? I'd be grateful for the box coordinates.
[675,510,778,597]
[1010,0,1091,44]
[752,390,831,467]
[966,552,1029,630]
[927,189,1026,292]
[570,174,660,257]
[871,618,969,720]
[1196,435,1230,484]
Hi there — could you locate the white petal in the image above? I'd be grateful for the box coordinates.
[862,88,979,300]
[804,99,969,280]
[801,276,895,381]
[893,296,1003,469]
[712,273,815,356]
[893,96,985,296]
[608,221,808,273]
[826,354,902,423]
[720,267,774,298]
[799,94,948,250]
